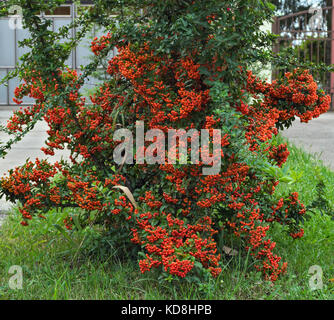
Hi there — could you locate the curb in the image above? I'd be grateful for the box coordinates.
[0,213,7,227]
[0,201,13,227]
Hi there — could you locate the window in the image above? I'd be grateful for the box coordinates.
[44,6,71,17]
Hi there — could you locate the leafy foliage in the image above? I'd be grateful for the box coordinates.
[0,0,331,282]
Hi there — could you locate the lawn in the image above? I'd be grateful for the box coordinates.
[0,136,334,300]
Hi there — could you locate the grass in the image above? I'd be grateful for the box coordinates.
[0,136,334,300]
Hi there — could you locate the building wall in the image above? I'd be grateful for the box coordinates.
[0,4,111,106]
[259,21,273,83]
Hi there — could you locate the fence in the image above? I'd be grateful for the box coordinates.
[272,4,334,110]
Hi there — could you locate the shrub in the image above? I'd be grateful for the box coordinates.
[0,0,331,282]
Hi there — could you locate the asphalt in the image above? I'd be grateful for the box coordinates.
[281,111,334,170]
[0,106,333,225]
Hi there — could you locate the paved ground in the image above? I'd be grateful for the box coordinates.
[0,106,69,220]
[0,106,333,225]
[281,111,334,170]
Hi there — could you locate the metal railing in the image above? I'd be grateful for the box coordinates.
[272,4,334,110]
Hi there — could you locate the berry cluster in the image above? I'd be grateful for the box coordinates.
[0,25,330,282]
